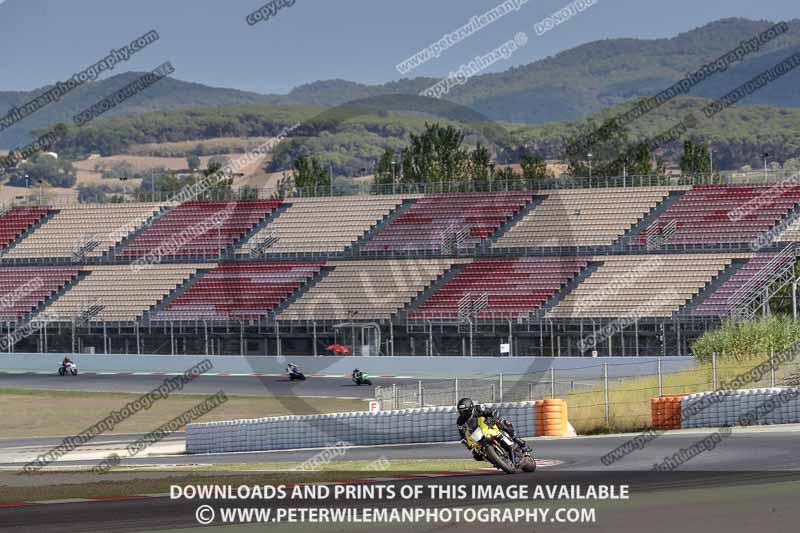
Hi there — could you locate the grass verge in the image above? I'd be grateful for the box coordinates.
[0,388,366,439]
[0,459,481,503]
[567,354,798,433]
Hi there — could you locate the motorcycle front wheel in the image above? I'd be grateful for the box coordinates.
[484,444,517,474]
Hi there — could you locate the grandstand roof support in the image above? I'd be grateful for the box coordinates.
[276,322,282,357]
[507,318,513,358]
[389,321,394,357]
[239,321,244,356]
[312,321,317,357]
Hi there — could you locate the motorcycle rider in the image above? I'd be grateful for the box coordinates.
[352,368,363,382]
[286,363,301,375]
[62,356,74,368]
[456,397,530,461]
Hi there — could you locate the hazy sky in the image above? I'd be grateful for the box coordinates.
[0,0,798,94]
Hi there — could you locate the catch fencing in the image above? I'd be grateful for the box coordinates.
[375,354,800,432]
[376,373,595,410]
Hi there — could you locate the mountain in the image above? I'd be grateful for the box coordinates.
[49,96,800,174]
[4,17,800,149]
[284,18,800,122]
[0,73,287,148]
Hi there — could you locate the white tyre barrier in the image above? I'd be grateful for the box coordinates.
[187,401,536,454]
[680,387,800,429]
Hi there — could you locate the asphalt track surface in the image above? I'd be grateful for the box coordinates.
[3,426,800,470]
[3,372,800,531]
[0,371,437,399]
[3,428,800,531]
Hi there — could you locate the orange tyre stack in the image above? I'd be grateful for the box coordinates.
[651,395,685,430]
[535,399,568,436]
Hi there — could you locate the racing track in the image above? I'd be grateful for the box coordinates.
[4,425,800,470]
[3,371,800,531]
[2,428,800,532]
[0,371,435,399]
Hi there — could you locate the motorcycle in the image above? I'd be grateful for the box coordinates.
[352,372,372,386]
[288,367,306,381]
[463,416,536,474]
[58,362,78,376]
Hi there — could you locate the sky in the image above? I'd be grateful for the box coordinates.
[0,0,798,94]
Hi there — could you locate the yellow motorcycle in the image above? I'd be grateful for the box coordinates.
[464,416,536,474]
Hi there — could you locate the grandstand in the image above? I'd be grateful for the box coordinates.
[546,254,745,319]
[42,263,213,322]
[493,187,676,249]
[408,257,590,321]
[0,266,81,320]
[120,200,282,258]
[0,206,51,251]
[238,196,409,255]
[278,259,459,321]
[631,185,800,246]
[152,261,325,321]
[2,204,162,260]
[0,181,797,357]
[361,192,532,253]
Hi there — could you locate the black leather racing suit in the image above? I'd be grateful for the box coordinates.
[457,404,528,459]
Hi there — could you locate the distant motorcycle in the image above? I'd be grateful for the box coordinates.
[288,366,306,381]
[58,362,78,376]
[352,372,372,386]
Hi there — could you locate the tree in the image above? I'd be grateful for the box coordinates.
[208,155,231,169]
[519,151,548,180]
[200,160,234,199]
[7,153,77,188]
[135,171,182,200]
[401,123,469,184]
[187,155,201,172]
[77,184,108,203]
[564,118,631,177]
[623,143,663,176]
[680,139,712,175]
[271,172,294,199]
[375,149,396,186]
[493,166,519,182]
[293,154,330,194]
[99,160,137,180]
[468,143,492,183]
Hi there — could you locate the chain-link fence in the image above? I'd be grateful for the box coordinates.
[375,373,596,410]
[375,353,800,433]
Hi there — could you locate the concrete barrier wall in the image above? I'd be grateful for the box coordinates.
[186,401,536,453]
[0,352,695,379]
[681,388,800,428]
